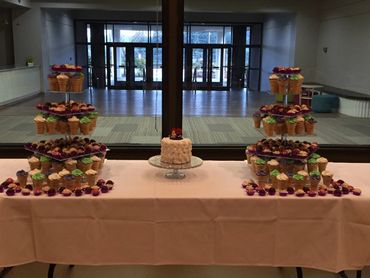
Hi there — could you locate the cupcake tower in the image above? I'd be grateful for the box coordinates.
[13,81,112,197]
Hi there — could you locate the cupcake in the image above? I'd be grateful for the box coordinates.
[28,156,41,170]
[48,173,61,189]
[269,169,280,188]
[252,112,262,128]
[68,116,80,135]
[58,168,70,180]
[289,73,304,94]
[16,170,28,187]
[317,157,328,173]
[307,158,318,173]
[254,158,267,173]
[304,116,317,135]
[79,116,91,135]
[40,156,52,174]
[267,159,279,172]
[64,159,77,171]
[309,170,321,191]
[71,169,84,188]
[277,76,288,94]
[91,155,102,171]
[292,173,305,190]
[78,157,93,172]
[63,174,75,190]
[295,116,305,135]
[34,115,46,134]
[31,173,46,190]
[56,74,69,92]
[276,173,289,191]
[285,118,296,136]
[269,74,279,93]
[29,168,41,177]
[46,116,58,134]
[297,170,309,185]
[262,116,276,137]
[250,156,258,173]
[295,189,305,197]
[321,170,333,186]
[51,161,64,173]
[88,112,98,130]
[85,169,97,186]
[255,170,269,187]
[21,188,31,196]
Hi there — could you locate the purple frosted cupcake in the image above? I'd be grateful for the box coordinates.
[279,190,288,197]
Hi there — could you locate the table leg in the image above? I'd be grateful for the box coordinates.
[356,270,362,278]
[338,271,348,278]
[69,265,75,268]
[296,267,303,278]
[48,264,56,278]
[0,267,13,278]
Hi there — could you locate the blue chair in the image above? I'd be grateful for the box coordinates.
[311,94,339,113]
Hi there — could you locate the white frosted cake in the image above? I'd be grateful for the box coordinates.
[160,137,192,164]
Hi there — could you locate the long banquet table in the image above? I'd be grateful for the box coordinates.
[1,159,370,273]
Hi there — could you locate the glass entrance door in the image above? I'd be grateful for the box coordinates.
[107,44,148,89]
[189,46,230,90]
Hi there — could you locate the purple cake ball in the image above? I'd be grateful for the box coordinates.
[34,189,42,196]
[258,190,266,196]
[84,187,92,194]
[251,183,258,189]
[327,188,335,194]
[279,190,288,197]
[303,186,310,193]
[0,185,4,193]
[287,187,295,195]
[92,188,100,196]
[75,189,83,197]
[318,190,326,196]
[5,188,15,196]
[106,180,114,186]
[47,188,56,197]
[101,185,109,193]
[334,189,342,197]
[268,187,276,196]
[342,187,350,194]
[25,184,33,191]
[15,186,22,193]
[96,179,105,187]
[22,188,31,196]
[308,191,317,197]
[295,190,305,197]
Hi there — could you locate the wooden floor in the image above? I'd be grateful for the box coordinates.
[0,89,369,145]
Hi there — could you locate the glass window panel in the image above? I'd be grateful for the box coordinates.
[153,47,162,82]
[212,48,221,83]
[116,47,126,82]
[191,26,224,44]
[246,26,251,45]
[192,48,204,83]
[134,47,146,82]
[223,48,229,87]
[87,24,91,43]
[113,24,149,43]
[245,47,250,67]
[150,25,162,43]
[105,24,113,43]
[224,27,232,44]
[184,25,189,43]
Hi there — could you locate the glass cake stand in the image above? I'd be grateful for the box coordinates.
[148,155,203,179]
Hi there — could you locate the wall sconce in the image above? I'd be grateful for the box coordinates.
[323,47,328,53]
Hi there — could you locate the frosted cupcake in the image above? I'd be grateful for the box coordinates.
[78,157,93,172]
[28,156,41,170]
[85,169,97,186]
[267,159,279,172]
[292,173,305,190]
[317,157,328,173]
[46,116,58,134]
[71,169,84,188]
[269,169,280,188]
[91,155,102,171]
[34,115,46,134]
[31,173,46,190]
[16,170,28,187]
[321,170,333,186]
[262,116,276,137]
[307,158,318,173]
[295,116,305,135]
[48,173,61,189]
[40,156,52,174]
[68,116,80,135]
[64,159,77,171]
[256,169,269,187]
[254,158,267,173]
[309,170,321,191]
[276,173,289,191]
[297,170,309,185]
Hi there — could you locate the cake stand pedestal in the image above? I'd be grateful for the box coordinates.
[148,155,203,179]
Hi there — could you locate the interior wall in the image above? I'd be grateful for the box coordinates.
[0,7,14,66]
[260,13,295,92]
[315,0,370,95]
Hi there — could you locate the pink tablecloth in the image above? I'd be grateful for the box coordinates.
[0,159,370,273]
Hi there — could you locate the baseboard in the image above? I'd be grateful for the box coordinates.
[0,91,42,108]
